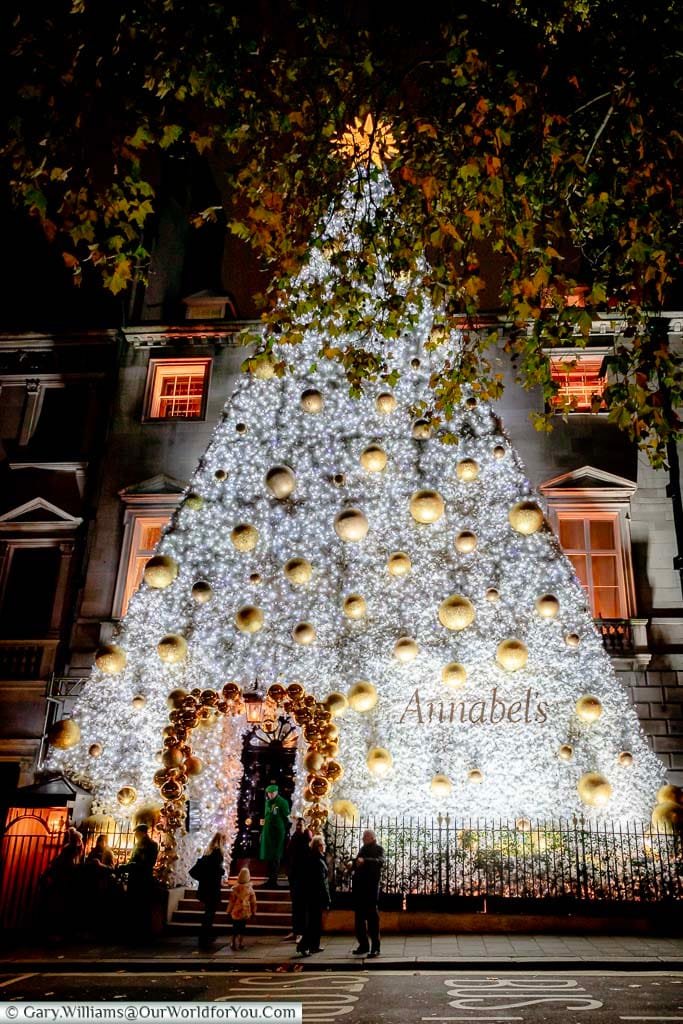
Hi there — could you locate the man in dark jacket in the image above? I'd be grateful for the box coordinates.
[351,829,384,958]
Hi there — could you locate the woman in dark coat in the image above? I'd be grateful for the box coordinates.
[196,832,225,950]
[296,834,330,957]
[285,817,312,940]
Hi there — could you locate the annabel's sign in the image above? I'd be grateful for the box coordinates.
[399,687,550,726]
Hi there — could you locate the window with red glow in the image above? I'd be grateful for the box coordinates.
[550,356,606,412]
[144,359,211,420]
[557,512,628,619]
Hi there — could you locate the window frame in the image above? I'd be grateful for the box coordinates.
[546,347,609,415]
[142,357,212,423]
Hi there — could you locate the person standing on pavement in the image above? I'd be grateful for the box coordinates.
[259,783,290,887]
[296,835,330,957]
[285,817,312,941]
[196,832,226,950]
[351,828,384,958]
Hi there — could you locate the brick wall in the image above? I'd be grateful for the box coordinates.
[620,668,683,784]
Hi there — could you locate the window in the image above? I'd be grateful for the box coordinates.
[143,358,211,421]
[119,515,171,616]
[550,356,606,412]
[556,512,628,619]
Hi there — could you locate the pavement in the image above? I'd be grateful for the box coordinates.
[2,932,683,971]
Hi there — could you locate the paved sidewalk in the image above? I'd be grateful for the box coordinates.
[2,933,683,971]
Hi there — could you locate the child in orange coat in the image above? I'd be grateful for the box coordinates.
[227,867,257,950]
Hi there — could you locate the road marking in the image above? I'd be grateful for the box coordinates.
[0,975,37,988]
[443,977,602,1014]
[620,1018,683,1021]
[422,1017,522,1021]
[215,971,370,1022]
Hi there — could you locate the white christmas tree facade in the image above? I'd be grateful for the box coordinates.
[48,170,673,877]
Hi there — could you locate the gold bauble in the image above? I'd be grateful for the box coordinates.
[367,747,393,778]
[267,683,286,703]
[162,747,184,768]
[535,594,560,619]
[143,554,179,589]
[466,396,477,409]
[360,445,388,472]
[304,751,325,772]
[657,784,683,805]
[48,719,81,750]
[376,392,397,414]
[493,445,507,460]
[287,682,305,702]
[132,694,146,710]
[265,465,297,499]
[88,743,103,758]
[347,680,378,712]
[485,587,500,603]
[412,418,432,440]
[456,458,479,482]
[134,804,161,828]
[558,744,574,762]
[411,357,421,369]
[387,551,411,577]
[214,469,227,481]
[249,573,261,585]
[334,508,369,542]
[333,473,346,486]
[442,662,467,689]
[231,523,259,552]
[468,768,483,784]
[577,772,613,808]
[618,751,634,767]
[343,594,367,619]
[455,530,477,554]
[167,688,187,709]
[496,638,528,671]
[438,594,476,631]
[323,692,348,716]
[191,581,213,604]
[332,799,359,821]
[292,622,316,646]
[323,759,344,782]
[565,633,581,648]
[431,774,452,797]
[284,557,313,585]
[410,489,445,524]
[393,636,419,663]
[185,756,203,777]
[117,786,137,807]
[157,634,188,663]
[310,776,330,797]
[236,422,247,434]
[301,388,324,413]
[252,356,277,380]
[235,606,264,634]
[185,493,204,511]
[576,694,603,723]
[509,501,544,536]
[95,644,127,675]
[652,801,683,832]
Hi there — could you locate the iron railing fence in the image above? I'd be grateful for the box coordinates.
[324,816,683,903]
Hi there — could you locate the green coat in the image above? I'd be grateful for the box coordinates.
[259,794,290,861]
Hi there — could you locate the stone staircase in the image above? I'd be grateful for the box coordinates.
[168,875,293,937]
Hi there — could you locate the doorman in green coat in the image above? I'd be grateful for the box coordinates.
[259,784,290,887]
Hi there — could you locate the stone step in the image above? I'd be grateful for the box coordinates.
[178,897,288,913]
[166,920,291,936]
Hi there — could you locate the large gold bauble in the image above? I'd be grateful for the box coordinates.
[558,744,574,762]
[376,392,397,414]
[310,776,330,797]
[485,587,500,603]
[301,388,324,413]
[267,683,286,704]
[191,581,213,604]
[618,751,634,767]
[265,465,296,499]
[185,493,204,511]
[343,594,367,619]
[231,523,259,552]
[496,638,528,671]
[431,774,452,797]
[657,784,683,805]
[251,356,277,380]
[456,458,479,482]
[565,632,581,648]
[324,692,348,716]
[284,557,313,585]
[48,719,81,750]
[442,662,467,689]
[347,680,378,712]
[393,636,419,663]
[360,445,388,472]
[143,554,179,589]
[162,747,184,768]
[652,801,683,832]
[95,644,127,675]
[157,634,188,663]
[535,594,560,619]
[410,489,445,524]
[167,688,187,709]
[287,682,305,702]
[438,595,475,631]
[367,747,393,778]
[134,804,161,828]
[412,418,432,440]
[576,694,603,723]
[577,772,613,807]
[387,551,411,577]
[493,444,507,460]
[455,530,477,554]
[468,768,483,784]
[88,743,103,758]
[132,694,146,710]
[235,606,264,634]
[292,622,316,646]
[509,501,544,535]
[304,751,325,772]
[185,756,203,776]
[117,786,137,807]
[160,779,182,801]
[334,508,369,542]
[332,799,359,821]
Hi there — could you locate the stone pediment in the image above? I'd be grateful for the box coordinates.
[119,474,187,506]
[539,465,637,500]
[0,496,83,530]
